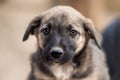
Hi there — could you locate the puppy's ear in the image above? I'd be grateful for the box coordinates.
[23,16,42,41]
[83,19,102,49]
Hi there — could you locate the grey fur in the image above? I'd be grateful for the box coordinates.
[23,6,110,80]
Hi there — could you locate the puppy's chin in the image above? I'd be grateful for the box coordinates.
[50,59,70,65]
[53,59,62,63]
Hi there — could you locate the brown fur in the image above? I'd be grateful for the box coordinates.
[23,6,110,80]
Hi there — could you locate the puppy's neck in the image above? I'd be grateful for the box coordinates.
[49,63,74,80]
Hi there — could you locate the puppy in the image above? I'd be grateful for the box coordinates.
[23,6,110,80]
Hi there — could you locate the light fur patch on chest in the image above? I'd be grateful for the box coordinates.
[49,64,73,80]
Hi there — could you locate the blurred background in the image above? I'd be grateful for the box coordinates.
[0,0,120,80]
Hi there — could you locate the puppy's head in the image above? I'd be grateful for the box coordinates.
[23,6,101,64]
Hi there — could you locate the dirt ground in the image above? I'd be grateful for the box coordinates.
[0,0,52,80]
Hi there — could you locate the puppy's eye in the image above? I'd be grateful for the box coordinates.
[42,27,50,35]
[41,23,51,35]
[69,30,78,37]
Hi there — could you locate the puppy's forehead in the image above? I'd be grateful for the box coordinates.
[41,6,86,26]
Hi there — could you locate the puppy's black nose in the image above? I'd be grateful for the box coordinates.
[50,47,63,58]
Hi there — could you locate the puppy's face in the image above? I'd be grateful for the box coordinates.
[23,6,101,64]
[37,15,86,64]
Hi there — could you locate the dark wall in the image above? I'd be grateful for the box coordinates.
[102,18,120,80]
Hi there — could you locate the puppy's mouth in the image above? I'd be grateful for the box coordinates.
[49,55,72,64]
[53,59,62,63]
[48,51,73,64]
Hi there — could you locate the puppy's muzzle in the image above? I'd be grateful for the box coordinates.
[50,47,63,59]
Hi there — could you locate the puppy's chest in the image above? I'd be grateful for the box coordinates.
[50,65,74,80]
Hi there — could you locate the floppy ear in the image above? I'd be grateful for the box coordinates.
[23,16,42,41]
[83,19,102,49]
